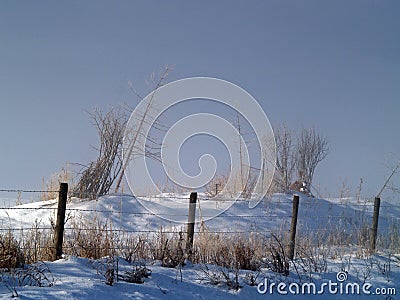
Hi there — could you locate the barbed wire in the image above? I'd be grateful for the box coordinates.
[0,227,52,231]
[3,226,393,235]
[0,221,393,235]
[2,223,393,235]
[0,206,295,219]
[0,189,59,193]
[0,188,396,260]
[0,203,397,218]
[0,226,273,235]
[0,207,58,211]
[0,188,398,238]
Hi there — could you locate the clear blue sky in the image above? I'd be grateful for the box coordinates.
[1,1,399,199]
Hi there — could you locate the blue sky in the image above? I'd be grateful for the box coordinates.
[0,1,399,198]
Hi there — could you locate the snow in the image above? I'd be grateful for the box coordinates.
[1,193,399,241]
[0,252,398,299]
[0,193,398,299]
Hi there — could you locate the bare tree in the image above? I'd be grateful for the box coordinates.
[273,124,296,193]
[73,108,127,199]
[295,127,329,188]
[72,68,171,199]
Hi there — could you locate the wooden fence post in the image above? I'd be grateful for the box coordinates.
[53,182,68,261]
[288,194,299,260]
[370,197,381,253]
[186,192,197,260]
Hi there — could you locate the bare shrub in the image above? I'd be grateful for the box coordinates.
[0,271,19,298]
[119,234,152,264]
[295,127,329,188]
[387,222,400,250]
[73,108,127,199]
[195,232,231,267]
[150,228,184,268]
[0,260,55,296]
[233,241,260,271]
[119,266,152,284]
[90,256,119,286]
[0,231,24,269]
[16,261,54,287]
[264,233,289,275]
[20,220,54,264]
[294,243,328,280]
[198,264,242,291]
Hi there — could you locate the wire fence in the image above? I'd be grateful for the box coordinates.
[0,187,399,259]
[0,189,59,193]
[1,188,399,223]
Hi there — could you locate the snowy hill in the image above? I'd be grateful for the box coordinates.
[0,193,398,299]
[1,193,399,239]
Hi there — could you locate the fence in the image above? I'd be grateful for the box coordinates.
[0,183,399,264]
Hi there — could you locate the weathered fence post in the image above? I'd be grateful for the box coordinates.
[53,182,68,261]
[186,192,197,260]
[370,197,381,253]
[288,194,299,260]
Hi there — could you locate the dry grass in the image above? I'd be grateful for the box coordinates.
[194,231,266,271]
[20,221,54,264]
[41,164,75,201]
[66,216,118,259]
[0,230,24,269]
[0,214,398,284]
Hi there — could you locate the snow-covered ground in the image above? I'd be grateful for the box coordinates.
[0,253,398,299]
[0,193,398,299]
